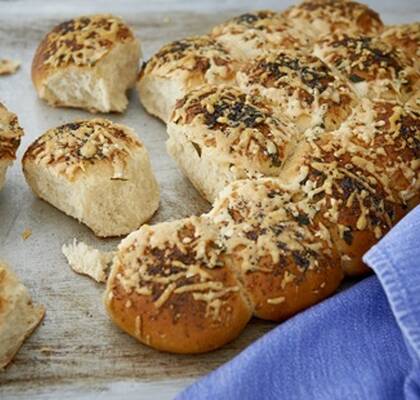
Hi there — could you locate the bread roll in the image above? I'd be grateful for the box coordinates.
[23,119,159,237]
[0,103,24,191]
[32,15,141,113]
[105,216,253,353]
[282,0,383,39]
[208,178,344,320]
[0,261,45,369]
[167,85,298,202]
[211,10,310,61]
[237,49,358,132]
[137,36,238,122]
[314,34,420,102]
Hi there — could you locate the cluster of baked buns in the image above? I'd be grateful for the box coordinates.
[108,1,419,353]
[0,1,418,360]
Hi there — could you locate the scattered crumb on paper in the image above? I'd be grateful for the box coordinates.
[62,239,114,283]
[0,59,20,75]
[21,229,32,240]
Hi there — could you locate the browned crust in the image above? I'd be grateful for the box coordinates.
[381,23,420,64]
[171,85,296,174]
[315,34,419,101]
[22,118,142,181]
[105,218,253,353]
[238,49,357,131]
[283,0,384,37]
[32,14,136,90]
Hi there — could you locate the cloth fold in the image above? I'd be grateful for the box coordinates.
[177,206,420,400]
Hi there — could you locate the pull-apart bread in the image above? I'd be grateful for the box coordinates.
[104,0,419,353]
[137,36,238,122]
[0,261,45,369]
[23,119,159,237]
[32,15,141,113]
[0,103,24,191]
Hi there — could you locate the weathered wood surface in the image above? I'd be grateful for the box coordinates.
[0,0,418,398]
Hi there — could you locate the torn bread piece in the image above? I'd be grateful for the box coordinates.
[0,59,20,76]
[23,119,160,237]
[32,14,141,113]
[0,261,45,369]
[62,239,114,283]
[0,103,24,191]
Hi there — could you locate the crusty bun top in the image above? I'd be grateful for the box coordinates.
[380,23,420,64]
[23,119,143,181]
[171,85,298,177]
[0,103,24,161]
[237,49,357,131]
[211,10,310,55]
[139,36,237,82]
[283,0,383,38]
[331,100,420,205]
[32,14,137,80]
[314,34,419,101]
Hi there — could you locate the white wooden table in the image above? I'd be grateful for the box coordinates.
[0,0,418,398]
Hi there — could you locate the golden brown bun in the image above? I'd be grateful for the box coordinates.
[137,36,238,122]
[22,119,160,237]
[168,85,298,202]
[314,34,419,102]
[211,10,310,61]
[105,217,253,353]
[209,178,344,320]
[237,49,358,132]
[282,0,383,38]
[32,14,141,113]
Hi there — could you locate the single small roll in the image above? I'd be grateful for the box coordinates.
[32,14,141,113]
[237,49,358,132]
[211,10,310,61]
[314,34,420,102]
[167,85,298,203]
[282,0,383,39]
[208,178,344,320]
[22,119,160,237]
[137,36,238,123]
[0,103,24,191]
[105,216,253,354]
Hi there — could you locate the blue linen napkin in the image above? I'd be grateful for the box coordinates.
[177,206,420,400]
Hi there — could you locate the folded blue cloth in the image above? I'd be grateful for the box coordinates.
[177,206,420,400]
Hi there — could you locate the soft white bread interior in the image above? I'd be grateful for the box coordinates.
[137,36,238,123]
[0,103,24,191]
[23,119,160,237]
[0,261,45,369]
[32,14,141,113]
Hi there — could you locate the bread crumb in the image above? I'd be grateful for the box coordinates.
[0,59,20,75]
[39,347,53,354]
[22,229,32,240]
[62,239,114,283]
